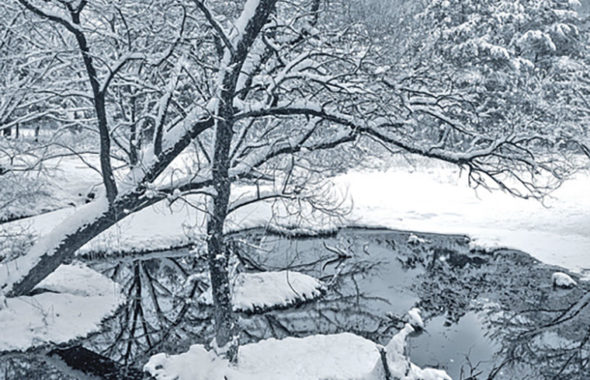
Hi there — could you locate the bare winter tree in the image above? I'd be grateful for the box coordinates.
[1,0,586,361]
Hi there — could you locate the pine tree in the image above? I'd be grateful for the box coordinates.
[415,0,589,149]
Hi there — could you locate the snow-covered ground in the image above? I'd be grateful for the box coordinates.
[0,154,103,221]
[0,263,123,352]
[335,161,590,279]
[144,313,450,380]
[1,156,588,368]
[2,156,589,280]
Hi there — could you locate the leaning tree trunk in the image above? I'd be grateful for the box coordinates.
[6,190,158,297]
[3,115,214,296]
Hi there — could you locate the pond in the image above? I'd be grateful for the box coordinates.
[74,226,590,379]
[230,227,590,379]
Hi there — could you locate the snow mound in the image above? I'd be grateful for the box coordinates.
[145,343,230,380]
[145,328,450,380]
[199,271,324,313]
[468,238,501,253]
[407,307,424,330]
[407,233,429,245]
[552,272,577,288]
[0,263,123,352]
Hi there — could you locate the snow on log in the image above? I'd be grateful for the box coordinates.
[552,272,577,289]
[369,324,450,380]
[367,308,450,380]
[199,270,324,313]
[0,263,123,352]
[0,197,109,295]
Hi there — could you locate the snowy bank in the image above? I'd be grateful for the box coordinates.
[334,162,590,279]
[145,319,450,380]
[3,157,589,282]
[0,263,123,352]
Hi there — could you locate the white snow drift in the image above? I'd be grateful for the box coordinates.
[0,263,123,352]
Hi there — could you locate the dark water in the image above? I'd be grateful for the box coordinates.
[75,227,590,380]
[4,227,588,379]
[233,227,590,380]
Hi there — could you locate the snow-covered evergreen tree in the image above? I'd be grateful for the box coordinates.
[415,0,589,157]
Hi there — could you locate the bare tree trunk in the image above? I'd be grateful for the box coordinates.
[206,109,237,361]
[128,87,139,166]
[202,0,278,361]
[7,192,157,297]
[4,113,213,296]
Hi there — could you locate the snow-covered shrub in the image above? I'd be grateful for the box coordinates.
[551,271,577,288]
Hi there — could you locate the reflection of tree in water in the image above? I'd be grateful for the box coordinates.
[81,230,399,369]
[233,230,590,379]
[233,230,412,344]
[41,228,588,379]
[484,283,590,379]
[406,241,590,379]
[85,249,214,367]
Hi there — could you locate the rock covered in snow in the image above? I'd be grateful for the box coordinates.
[199,271,324,313]
[407,307,424,330]
[552,272,577,289]
[407,233,429,245]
